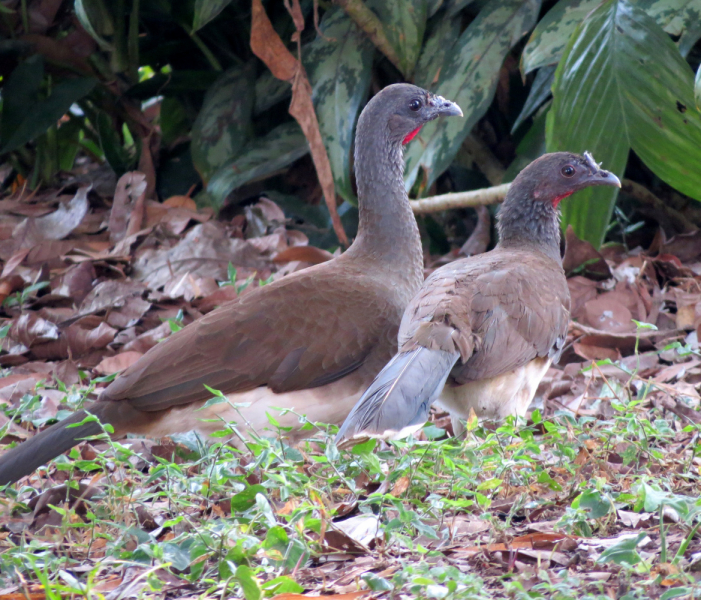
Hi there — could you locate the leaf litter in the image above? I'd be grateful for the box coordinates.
[0,175,699,598]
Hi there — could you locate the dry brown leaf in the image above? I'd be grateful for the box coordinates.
[460,206,491,257]
[109,172,148,243]
[274,245,334,264]
[563,225,612,280]
[250,0,347,246]
[95,351,143,375]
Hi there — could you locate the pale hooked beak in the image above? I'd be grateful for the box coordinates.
[584,151,621,188]
[429,94,463,117]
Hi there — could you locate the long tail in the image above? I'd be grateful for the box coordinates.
[0,407,109,486]
[336,347,459,446]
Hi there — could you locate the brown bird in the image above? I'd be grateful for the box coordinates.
[336,152,621,444]
[0,84,462,485]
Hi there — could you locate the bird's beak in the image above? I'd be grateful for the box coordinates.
[428,95,463,117]
[583,151,621,188]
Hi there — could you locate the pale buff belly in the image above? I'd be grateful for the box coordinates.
[437,357,551,432]
[137,371,369,445]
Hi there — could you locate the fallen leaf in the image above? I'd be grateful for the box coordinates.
[109,172,148,243]
[95,351,143,375]
[250,0,347,246]
[274,245,334,264]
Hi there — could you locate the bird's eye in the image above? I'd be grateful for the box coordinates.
[561,165,575,177]
[409,99,422,111]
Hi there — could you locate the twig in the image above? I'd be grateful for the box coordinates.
[410,183,510,214]
[621,179,698,233]
[333,0,405,76]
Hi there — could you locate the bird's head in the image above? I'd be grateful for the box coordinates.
[498,152,621,257]
[518,151,621,209]
[358,83,463,147]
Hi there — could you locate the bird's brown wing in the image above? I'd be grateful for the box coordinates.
[102,261,399,411]
[398,249,570,384]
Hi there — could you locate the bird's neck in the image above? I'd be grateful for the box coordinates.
[496,193,562,263]
[346,121,423,281]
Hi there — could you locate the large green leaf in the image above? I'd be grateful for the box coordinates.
[0,56,97,155]
[521,0,597,74]
[304,8,374,203]
[413,17,461,90]
[403,0,541,192]
[74,0,114,51]
[190,63,255,183]
[192,0,232,31]
[366,0,427,78]
[511,64,555,132]
[522,0,701,73]
[547,0,701,247]
[207,122,309,206]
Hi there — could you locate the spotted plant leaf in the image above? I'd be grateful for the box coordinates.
[304,8,374,203]
[403,0,541,193]
[523,0,701,74]
[413,17,461,90]
[192,0,233,31]
[191,63,255,183]
[366,0,428,78]
[547,0,701,247]
[207,122,309,207]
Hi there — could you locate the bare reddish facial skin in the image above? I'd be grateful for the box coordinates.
[552,191,573,208]
[403,126,422,145]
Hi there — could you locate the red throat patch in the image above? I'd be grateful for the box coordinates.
[403,126,422,145]
[552,191,573,208]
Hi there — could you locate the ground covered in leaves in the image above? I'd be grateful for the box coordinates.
[0,176,700,599]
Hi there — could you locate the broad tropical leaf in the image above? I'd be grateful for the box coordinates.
[522,0,701,73]
[547,0,701,247]
[193,0,233,31]
[403,0,541,192]
[366,0,428,78]
[304,8,374,203]
[191,64,255,183]
[207,122,309,206]
[413,17,461,90]
[0,56,96,155]
[512,64,556,132]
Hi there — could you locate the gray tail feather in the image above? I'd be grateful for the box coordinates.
[0,409,104,486]
[336,347,459,444]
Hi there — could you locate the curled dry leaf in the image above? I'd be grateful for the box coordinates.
[109,172,148,243]
[250,0,348,246]
[95,351,144,375]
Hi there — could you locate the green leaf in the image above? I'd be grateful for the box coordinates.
[547,0,701,247]
[476,478,502,491]
[578,489,611,518]
[522,0,599,74]
[235,565,262,600]
[207,122,309,207]
[596,532,647,565]
[413,17,461,90]
[75,0,114,51]
[366,0,427,78]
[512,64,555,132]
[0,56,97,155]
[230,484,266,512]
[192,0,233,31]
[403,0,541,192]
[660,588,693,600]
[304,8,374,203]
[96,112,134,176]
[522,0,701,74]
[191,63,255,183]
